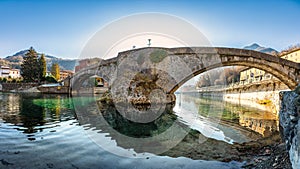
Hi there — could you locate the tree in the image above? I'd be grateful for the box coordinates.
[21,47,40,82]
[51,63,60,81]
[38,53,47,80]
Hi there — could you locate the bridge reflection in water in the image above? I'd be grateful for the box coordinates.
[72,92,280,161]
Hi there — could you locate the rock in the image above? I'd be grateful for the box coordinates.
[264,148,271,155]
[294,85,300,95]
[290,115,298,122]
[0,159,13,166]
[293,96,300,106]
[279,90,300,168]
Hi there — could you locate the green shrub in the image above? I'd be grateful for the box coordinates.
[45,76,58,83]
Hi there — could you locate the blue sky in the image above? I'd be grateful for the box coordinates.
[0,0,300,58]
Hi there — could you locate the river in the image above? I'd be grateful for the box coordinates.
[0,92,279,169]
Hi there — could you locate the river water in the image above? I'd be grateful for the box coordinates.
[0,92,279,169]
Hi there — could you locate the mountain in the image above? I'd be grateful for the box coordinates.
[243,43,278,54]
[1,44,278,71]
[1,48,78,71]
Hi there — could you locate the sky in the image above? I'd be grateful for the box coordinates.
[0,0,300,59]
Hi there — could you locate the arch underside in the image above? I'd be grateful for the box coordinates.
[71,69,111,91]
[169,61,297,93]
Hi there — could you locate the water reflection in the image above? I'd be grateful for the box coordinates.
[73,98,191,156]
[176,93,278,137]
[71,94,279,162]
[0,92,282,168]
[0,93,75,138]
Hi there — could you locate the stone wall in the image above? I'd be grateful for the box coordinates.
[279,89,300,169]
[37,86,69,94]
[198,80,289,116]
[0,82,38,92]
[224,91,281,115]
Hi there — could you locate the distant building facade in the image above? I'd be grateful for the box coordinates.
[0,66,10,78]
[239,68,274,84]
[0,66,21,79]
[75,58,102,72]
[59,70,74,81]
[239,48,300,85]
[9,69,21,79]
[280,47,300,63]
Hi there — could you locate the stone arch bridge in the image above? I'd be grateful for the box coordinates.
[70,47,300,95]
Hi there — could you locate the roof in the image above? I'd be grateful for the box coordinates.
[10,69,20,71]
[0,66,10,69]
[60,70,74,73]
[279,47,300,57]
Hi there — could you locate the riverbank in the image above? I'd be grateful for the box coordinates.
[197,80,290,117]
[180,91,292,169]
[242,141,291,169]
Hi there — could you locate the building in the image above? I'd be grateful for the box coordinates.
[239,68,274,84]
[0,66,10,78]
[0,66,21,79]
[9,69,21,79]
[280,47,300,63]
[239,47,300,85]
[59,70,74,81]
[75,58,102,72]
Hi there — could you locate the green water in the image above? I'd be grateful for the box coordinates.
[0,92,280,168]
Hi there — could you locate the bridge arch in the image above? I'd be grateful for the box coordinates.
[169,57,298,93]
[70,47,300,94]
[166,47,300,93]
